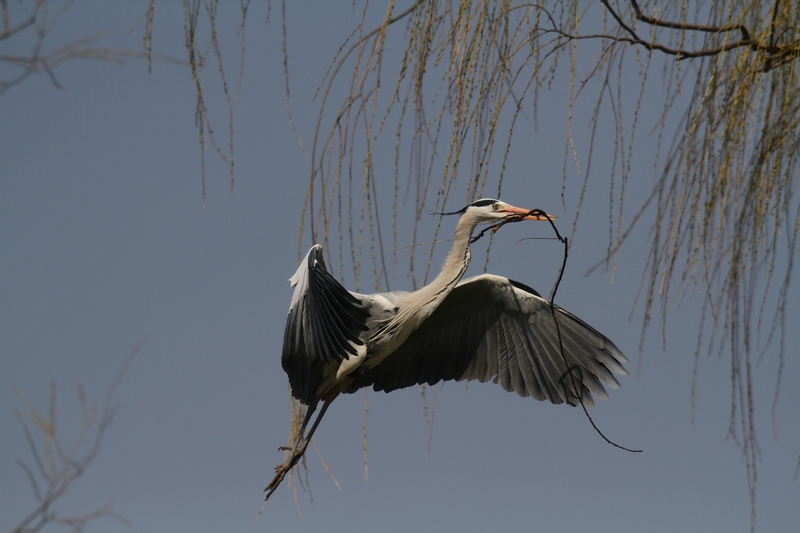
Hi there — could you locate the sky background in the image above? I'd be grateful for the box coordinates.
[2,2,799,532]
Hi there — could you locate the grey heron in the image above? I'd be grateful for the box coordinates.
[265,198,627,499]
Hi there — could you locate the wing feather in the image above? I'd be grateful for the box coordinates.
[282,245,370,404]
[517,315,562,401]
[353,273,627,406]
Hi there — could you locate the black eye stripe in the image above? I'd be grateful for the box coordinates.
[437,198,501,216]
[470,198,498,208]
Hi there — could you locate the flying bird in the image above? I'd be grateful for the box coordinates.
[265,198,627,499]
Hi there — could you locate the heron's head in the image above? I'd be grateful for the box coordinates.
[457,198,554,225]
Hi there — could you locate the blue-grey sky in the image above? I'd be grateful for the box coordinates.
[2,2,798,532]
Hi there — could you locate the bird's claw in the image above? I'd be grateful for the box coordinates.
[264,442,309,501]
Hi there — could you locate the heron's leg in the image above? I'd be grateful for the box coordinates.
[297,397,332,448]
[278,400,318,456]
[282,398,333,465]
[264,395,336,501]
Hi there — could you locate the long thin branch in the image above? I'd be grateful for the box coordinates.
[628,0,750,40]
[768,0,782,48]
[471,209,641,453]
[0,0,44,41]
[598,0,799,72]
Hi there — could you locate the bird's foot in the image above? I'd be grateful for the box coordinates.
[263,461,291,501]
[263,440,310,501]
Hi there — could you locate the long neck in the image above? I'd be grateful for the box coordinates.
[369,216,475,354]
[373,216,476,349]
[433,217,474,290]
[410,216,475,309]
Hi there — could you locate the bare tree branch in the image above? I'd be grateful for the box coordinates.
[8,343,141,533]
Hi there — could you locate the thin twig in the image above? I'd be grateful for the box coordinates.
[10,343,141,533]
[471,209,641,453]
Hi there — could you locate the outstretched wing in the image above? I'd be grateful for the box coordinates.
[352,274,627,407]
[282,245,370,404]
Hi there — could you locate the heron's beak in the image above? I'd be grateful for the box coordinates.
[502,205,556,221]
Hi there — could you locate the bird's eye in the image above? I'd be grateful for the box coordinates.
[492,202,500,211]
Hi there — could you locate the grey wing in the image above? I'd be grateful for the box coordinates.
[352,274,627,407]
[282,245,370,404]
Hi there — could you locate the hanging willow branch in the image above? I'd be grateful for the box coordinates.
[295,2,799,529]
[178,0,248,208]
[599,0,800,71]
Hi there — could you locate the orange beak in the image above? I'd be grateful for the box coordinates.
[500,204,556,221]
